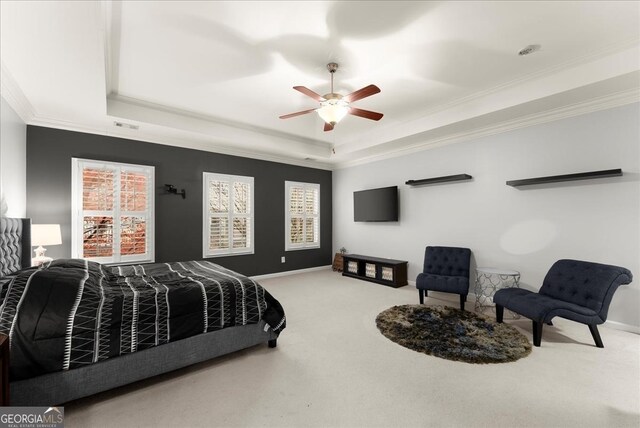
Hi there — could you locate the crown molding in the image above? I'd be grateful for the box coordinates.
[333,88,640,169]
[425,38,640,122]
[24,85,639,172]
[108,94,331,151]
[337,42,640,152]
[0,62,35,123]
[28,114,334,171]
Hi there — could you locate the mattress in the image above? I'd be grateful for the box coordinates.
[0,259,286,380]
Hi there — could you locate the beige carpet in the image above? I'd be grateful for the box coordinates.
[65,268,640,428]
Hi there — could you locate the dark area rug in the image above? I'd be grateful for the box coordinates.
[376,305,531,363]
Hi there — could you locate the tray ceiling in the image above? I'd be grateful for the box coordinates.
[1,1,639,169]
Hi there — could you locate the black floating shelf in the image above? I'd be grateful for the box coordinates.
[406,174,472,186]
[506,168,623,187]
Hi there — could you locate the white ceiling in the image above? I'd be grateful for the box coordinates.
[1,1,639,169]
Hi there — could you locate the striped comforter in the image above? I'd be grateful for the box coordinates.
[0,259,285,380]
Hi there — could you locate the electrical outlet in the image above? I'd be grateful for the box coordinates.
[281,256,286,263]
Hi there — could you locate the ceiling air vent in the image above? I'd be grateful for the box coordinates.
[518,44,541,56]
[114,121,139,130]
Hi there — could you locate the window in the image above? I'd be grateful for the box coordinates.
[72,158,154,264]
[203,173,254,257]
[285,181,320,251]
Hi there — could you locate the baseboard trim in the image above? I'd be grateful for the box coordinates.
[603,320,640,334]
[411,286,639,334]
[251,265,331,281]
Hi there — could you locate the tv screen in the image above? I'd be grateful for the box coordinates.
[354,186,398,222]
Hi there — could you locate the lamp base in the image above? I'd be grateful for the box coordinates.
[34,246,47,258]
[32,256,53,267]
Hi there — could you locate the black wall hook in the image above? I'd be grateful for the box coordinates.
[165,184,186,199]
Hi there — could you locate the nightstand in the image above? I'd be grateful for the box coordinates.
[0,333,9,406]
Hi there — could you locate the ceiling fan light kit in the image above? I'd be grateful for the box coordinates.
[280,62,383,131]
[317,95,349,126]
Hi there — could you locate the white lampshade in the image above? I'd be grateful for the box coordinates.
[32,224,62,246]
[317,99,349,125]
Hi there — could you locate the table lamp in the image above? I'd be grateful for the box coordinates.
[31,224,62,264]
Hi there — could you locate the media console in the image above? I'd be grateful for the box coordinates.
[342,254,408,288]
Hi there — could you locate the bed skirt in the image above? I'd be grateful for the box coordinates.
[10,321,277,406]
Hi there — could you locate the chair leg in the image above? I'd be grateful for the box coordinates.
[496,305,504,323]
[532,321,543,347]
[418,289,425,304]
[459,294,466,311]
[588,324,604,348]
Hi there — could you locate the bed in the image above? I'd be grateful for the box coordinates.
[0,217,286,406]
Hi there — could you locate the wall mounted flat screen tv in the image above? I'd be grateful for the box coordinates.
[354,186,398,222]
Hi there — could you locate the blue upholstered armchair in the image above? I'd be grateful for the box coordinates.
[494,259,633,348]
[416,246,471,311]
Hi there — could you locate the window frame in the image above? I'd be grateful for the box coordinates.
[285,181,320,251]
[71,157,155,265]
[202,172,255,258]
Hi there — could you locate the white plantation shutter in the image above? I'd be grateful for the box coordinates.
[305,187,319,244]
[285,181,320,250]
[203,173,254,257]
[208,180,230,250]
[210,217,230,250]
[72,158,155,264]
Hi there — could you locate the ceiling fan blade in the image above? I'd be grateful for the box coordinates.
[324,122,334,132]
[349,107,383,121]
[279,108,317,119]
[293,86,326,101]
[343,84,381,103]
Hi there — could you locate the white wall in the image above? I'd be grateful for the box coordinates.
[334,103,640,330]
[0,95,27,217]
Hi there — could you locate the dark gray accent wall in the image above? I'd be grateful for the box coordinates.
[26,126,332,276]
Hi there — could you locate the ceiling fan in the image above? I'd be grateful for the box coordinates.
[279,63,383,132]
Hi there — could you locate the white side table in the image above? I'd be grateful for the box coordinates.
[474,267,521,318]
